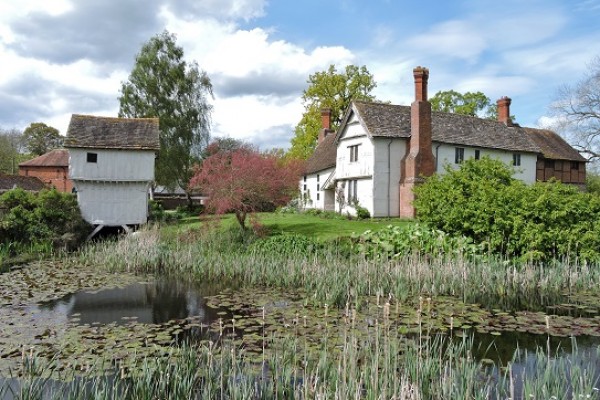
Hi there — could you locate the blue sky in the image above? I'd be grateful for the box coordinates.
[1,0,599,150]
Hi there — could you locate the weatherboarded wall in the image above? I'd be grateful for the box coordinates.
[69,148,155,181]
[75,181,150,225]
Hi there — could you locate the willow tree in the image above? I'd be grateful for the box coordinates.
[288,65,377,159]
[119,31,213,200]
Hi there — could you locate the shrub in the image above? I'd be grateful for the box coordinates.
[354,203,371,219]
[414,157,600,262]
[0,188,89,253]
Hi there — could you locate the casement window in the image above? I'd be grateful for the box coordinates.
[571,162,580,170]
[347,179,358,203]
[87,152,98,163]
[317,193,320,201]
[474,149,480,160]
[317,174,320,182]
[317,184,320,191]
[512,153,521,167]
[303,175,307,182]
[349,145,359,162]
[454,147,464,164]
[303,184,307,192]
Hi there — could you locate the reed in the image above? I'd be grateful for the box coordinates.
[4,320,598,399]
[73,226,600,310]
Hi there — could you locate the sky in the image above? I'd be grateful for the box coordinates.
[1,0,599,150]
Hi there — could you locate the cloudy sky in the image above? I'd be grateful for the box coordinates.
[1,0,599,150]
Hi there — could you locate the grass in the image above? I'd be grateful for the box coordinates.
[163,211,412,242]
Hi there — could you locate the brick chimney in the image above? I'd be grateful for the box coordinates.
[497,96,512,126]
[399,66,435,218]
[318,108,333,144]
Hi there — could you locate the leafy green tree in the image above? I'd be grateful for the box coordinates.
[430,90,498,119]
[551,56,600,164]
[23,123,62,156]
[0,128,27,174]
[587,172,600,195]
[288,65,377,159]
[118,30,213,201]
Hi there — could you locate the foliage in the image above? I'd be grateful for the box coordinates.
[288,65,377,159]
[119,30,213,198]
[551,56,600,163]
[430,90,499,119]
[353,223,481,260]
[22,122,62,156]
[0,128,27,174]
[587,172,600,195]
[0,188,89,253]
[248,233,322,256]
[189,148,305,230]
[414,157,600,262]
[354,203,371,219]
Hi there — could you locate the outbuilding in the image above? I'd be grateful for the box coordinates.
[64,115,160,238]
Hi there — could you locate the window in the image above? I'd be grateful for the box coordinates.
[317,174,320,182]
[349,145,359,162]
[87,152,98,163]
[347,179,358,203]
[545,160,555,169]
[317,184,320,191]
[571,162,580,170]
[303,175,307,182]
[317,193,320,201]
[474,149,480,160]
[512,153,521,167]
[303,184,307,192]
[454,148,464,164]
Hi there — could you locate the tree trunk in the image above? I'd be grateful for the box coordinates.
[235,210,247,231]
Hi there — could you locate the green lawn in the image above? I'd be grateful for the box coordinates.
[170,212,412,241]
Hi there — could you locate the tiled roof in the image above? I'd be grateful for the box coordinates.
[351,101,540,153]
[0,174,46,192]
[523,128,586,162]
[64,115,160,150]
[19,149,69,168]
[305,132,337,174]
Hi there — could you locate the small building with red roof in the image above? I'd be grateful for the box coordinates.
[18,149,73,193]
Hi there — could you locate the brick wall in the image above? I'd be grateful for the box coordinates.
[19,166,73,193]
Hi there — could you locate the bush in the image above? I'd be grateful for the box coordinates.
[414,157,600,262]
[0,188,89,254]
[354,203,371,219]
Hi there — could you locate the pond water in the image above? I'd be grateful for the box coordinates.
[2,276,600,397]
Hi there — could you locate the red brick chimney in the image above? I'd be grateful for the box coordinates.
[497,96,512,126]
[399,66,435,218]
[318,108,333,144]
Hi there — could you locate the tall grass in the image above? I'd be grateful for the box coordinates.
[74,225,600,309]
[4,324,598,399]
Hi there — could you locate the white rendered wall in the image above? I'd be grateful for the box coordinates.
[434,143,538,184]
[372,138,407,217]
[301,168,334,210]
[69,148,156,181]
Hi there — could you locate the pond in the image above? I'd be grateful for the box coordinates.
[1,264,600,397]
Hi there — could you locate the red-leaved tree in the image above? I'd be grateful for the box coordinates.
[190,147,304,230]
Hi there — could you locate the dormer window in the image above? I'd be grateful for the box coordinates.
[87,152,98,163]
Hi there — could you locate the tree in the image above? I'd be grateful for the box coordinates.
[23,122,62,156]
[430,90,498,119]
[288,65,377,159]
[119,30,213,202]
[0,128,26,174]
[190,147,304,230]
[551,56,600,164]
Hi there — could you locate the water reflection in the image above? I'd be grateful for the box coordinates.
[37,279,231,327]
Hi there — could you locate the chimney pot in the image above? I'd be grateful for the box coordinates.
[413,66,429,102]
[321,108,332,130]
[497,96,512,126]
